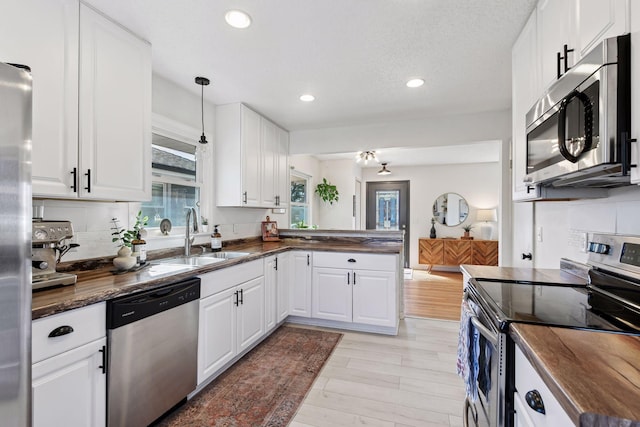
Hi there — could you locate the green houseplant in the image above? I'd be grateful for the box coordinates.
[462,224,474,239]
[315,178,339,205]
[111,211,149,248]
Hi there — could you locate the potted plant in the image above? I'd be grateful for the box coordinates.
[462,224,474,240]
[315,178,339,205]
[111,211,149,248]
[201,216,209,234]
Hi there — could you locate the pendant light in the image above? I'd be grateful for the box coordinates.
[195,76,210,144]
[377,163,391,175]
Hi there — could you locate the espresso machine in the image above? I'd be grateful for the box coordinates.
[32,220,78,290]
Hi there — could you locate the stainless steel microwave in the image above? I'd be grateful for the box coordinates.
[524,34,631,188]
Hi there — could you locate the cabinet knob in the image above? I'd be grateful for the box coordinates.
[521,253,532,261]
[347,258,356,263]
[525,390,546,415]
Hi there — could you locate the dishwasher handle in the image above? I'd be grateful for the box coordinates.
[107,277,201,329]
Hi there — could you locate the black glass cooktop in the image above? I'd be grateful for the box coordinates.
[472,279,640,335]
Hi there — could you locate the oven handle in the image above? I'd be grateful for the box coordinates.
[471,315,498,346]
[463,396,478,427]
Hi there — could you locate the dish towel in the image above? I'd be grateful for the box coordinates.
[456,299,480,402]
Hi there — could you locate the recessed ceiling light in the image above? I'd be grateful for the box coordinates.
[225,10,252,29]
[299,94,315,102]
[406,78,425,88]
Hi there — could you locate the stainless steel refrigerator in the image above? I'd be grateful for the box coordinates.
[0,62,32,426]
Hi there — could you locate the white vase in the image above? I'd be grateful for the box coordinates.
[113,246,136,270]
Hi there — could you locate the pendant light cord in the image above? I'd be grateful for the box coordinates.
[201,84,205,134]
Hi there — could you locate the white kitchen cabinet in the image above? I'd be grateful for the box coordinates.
[537,0,628,91]
[33,338,107,427]
[264,255,278,330]
[512,10,540,201]
[265,252,290,329]
[78,3,152,201]
[0,1,151,200]
[352,270,397,327]
[537,0,575,89]
[0,0,78,197]
[197,286,237,382]
[216,103,290,207]
[312,267,353,322]
[197,261,265,384]
[514,345,573,426]
[276,126,290,208]
[311,252,398,328]
[289,251,313,317]
[261,119,278,207]
[276,252,290,323]
[631,1,640,185]
[514,391,536,427]
[32,303,106,427]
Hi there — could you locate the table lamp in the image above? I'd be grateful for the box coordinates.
[476,208,497,240]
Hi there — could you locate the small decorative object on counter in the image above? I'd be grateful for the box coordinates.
[113,246,137,271]
[201,216,209,234]
[430,218,437,239]
[261,216,280,241]
[211,225,222,252]
[132,232,147,264]
[159,218,172,235]
[461,224,474,240]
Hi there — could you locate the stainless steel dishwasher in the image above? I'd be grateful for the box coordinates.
[106,277,200,427]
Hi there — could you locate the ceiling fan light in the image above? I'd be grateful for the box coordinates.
[225,10,252,29]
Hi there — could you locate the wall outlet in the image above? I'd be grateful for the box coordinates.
[233,224,238,234]
[536,226,543,242]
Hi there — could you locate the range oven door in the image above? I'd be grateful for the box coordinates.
[463,288,508,427]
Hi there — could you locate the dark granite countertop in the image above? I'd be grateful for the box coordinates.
[511,323,640,427]
[32,237,403,320]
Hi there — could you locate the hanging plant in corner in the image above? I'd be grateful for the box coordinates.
[315,178,339,205]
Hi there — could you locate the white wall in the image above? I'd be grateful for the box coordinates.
[362,162,501,269]
[315,159,363,229]
[527,186,640,268]
[36,73,276,261]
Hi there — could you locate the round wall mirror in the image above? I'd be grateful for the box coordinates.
[432,193,469,226]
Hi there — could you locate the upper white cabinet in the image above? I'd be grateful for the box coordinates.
[537,0,628,90]
[216,103,289,207]
[0,0,79,197]
[0,0,151,201]
[512,11,540,201]
[631,1,640,184]
[78,4,152,201]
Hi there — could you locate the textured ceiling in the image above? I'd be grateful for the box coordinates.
[82,0,536,132]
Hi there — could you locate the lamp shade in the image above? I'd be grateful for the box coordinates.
[476,208,497,222]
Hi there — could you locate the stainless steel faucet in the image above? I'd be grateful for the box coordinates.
[185,207,199,256]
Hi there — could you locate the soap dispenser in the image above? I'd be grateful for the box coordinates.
[211,225,222,252]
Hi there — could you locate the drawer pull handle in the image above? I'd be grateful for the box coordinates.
[525,390,546,415]
[347,258,356,263]
[48,325,74,338]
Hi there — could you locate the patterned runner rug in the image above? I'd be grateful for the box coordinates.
[157,325,342,427]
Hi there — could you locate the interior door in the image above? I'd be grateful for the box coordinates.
[365,181,410,267]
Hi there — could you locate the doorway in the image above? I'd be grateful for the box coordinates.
[365,181,410,267]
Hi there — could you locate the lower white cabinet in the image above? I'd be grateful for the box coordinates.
[276,252,290,323]
[311,252,397,328]
[197,262,265,385]
[289,251,312,317]
[514,345,573,426]
[32,302,106,427]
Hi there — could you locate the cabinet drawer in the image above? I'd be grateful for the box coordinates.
[313,251,397,271]
[515,346,573,426]
[199,259,263,298]
[32,302,106,364]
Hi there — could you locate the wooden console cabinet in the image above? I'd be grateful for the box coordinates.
[419,238,498,269]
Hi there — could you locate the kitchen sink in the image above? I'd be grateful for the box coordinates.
[153,256,226,267]
[199,251,251,260]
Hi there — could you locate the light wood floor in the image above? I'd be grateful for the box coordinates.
[290,317,465,427]
[403,270,464,321]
